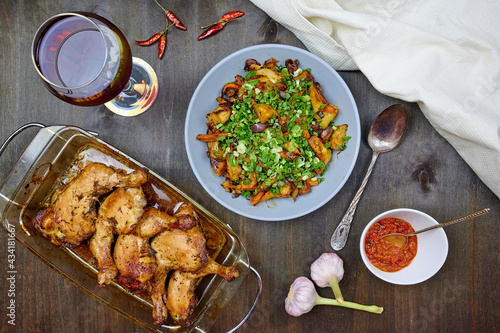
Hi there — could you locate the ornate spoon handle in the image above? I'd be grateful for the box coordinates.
[330,151,379,250]
[406,208,491,236]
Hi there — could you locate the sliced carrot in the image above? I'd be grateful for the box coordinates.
[259,191,275,203]
[250,191,265,206]
[303,130,310,139]
[196,133,228,142]
[241,173,258,190]
[307,179,319,186]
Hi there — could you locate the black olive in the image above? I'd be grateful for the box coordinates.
[250,123,270,133]
[320,126,334,142]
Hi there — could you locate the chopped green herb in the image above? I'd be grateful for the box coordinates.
[197,58,350,205]
[245,71,256,80]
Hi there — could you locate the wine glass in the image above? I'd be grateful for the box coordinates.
[31,12,158,117]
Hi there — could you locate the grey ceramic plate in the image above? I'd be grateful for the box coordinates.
[185,44,360,221]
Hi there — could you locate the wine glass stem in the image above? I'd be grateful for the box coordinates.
[122,80,134,94]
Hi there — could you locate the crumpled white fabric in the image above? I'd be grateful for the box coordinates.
[250,0,500,199]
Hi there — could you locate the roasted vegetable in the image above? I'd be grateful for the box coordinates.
[307,135,332,166]
[196,57,350,205]
[330,124,349,150]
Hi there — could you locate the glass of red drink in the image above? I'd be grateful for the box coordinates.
[32,12,158,116]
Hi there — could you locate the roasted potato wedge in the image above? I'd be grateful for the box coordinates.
[307,135,332,166]
[207,104,232,124]
[310,82,339,129]
[330,124,348,151]
[253,102,278,123]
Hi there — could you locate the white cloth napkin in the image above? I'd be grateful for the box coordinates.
[249,0,500,199]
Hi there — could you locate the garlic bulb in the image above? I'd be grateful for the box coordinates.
[310,252,345,303]
[285,276,318,317]
[284,275,384,316]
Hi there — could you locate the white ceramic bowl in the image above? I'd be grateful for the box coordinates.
[360,208,448,285]
[185,44,360,221]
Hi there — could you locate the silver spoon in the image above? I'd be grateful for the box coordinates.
[330,104,409,251]
[380,208,490,250]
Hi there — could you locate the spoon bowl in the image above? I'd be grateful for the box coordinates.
[381,208,490,249]
[330,104,409,251]
[367,104,409,152]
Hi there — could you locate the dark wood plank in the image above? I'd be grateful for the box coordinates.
[1,1,499,333]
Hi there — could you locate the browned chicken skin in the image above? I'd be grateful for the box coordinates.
[148,268,170,325]
[151,203,208,272]
[89,217,116,285]
[148,202,240,327]
[135,207,189,238]
[35,161,240,327]
[34,163,147,247]
[167,257,240,327]
[148,203,209,325]
[113,207,179,290]
[89,187,147,286]
[151,227,209,272]
[149,226,209,324]
[113,234,157,290]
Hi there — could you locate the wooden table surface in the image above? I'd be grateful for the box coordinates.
[1,1,498,332]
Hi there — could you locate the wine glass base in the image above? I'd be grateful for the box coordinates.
[105,57,158,117]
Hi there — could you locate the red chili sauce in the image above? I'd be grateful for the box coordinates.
[364,217,418,272]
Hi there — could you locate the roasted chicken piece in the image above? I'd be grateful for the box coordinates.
[89,216,116,285]
[113,234,156,290]
[167,257,240,327]
[148,203,210,325]
[151,225,208,273]
[113,207,180,290]
[168,202,199,235]
[134,207,184,238]
[148,268,170,325]
[89,187,147,286]
[34,162,147,247]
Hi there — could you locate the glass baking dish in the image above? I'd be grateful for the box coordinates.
[0,123,260,332]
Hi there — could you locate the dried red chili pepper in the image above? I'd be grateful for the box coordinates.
[158,35,167,59]
[135,1,185,59]
[198,23,224,41]
[198,11,245,41]
[155,0,187,30]
[135,32,162,46]
[220,11,245,22]
[166,10,187,30]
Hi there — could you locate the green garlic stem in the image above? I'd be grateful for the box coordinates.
[316,295,384,314]
[329,277,344,304]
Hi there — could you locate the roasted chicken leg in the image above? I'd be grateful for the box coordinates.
[151,227,209,272]
[167,257,240,327]
[89,186,147,286]
[148,203,208,325]
[113,207,179,290]
[34,162,147,247]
